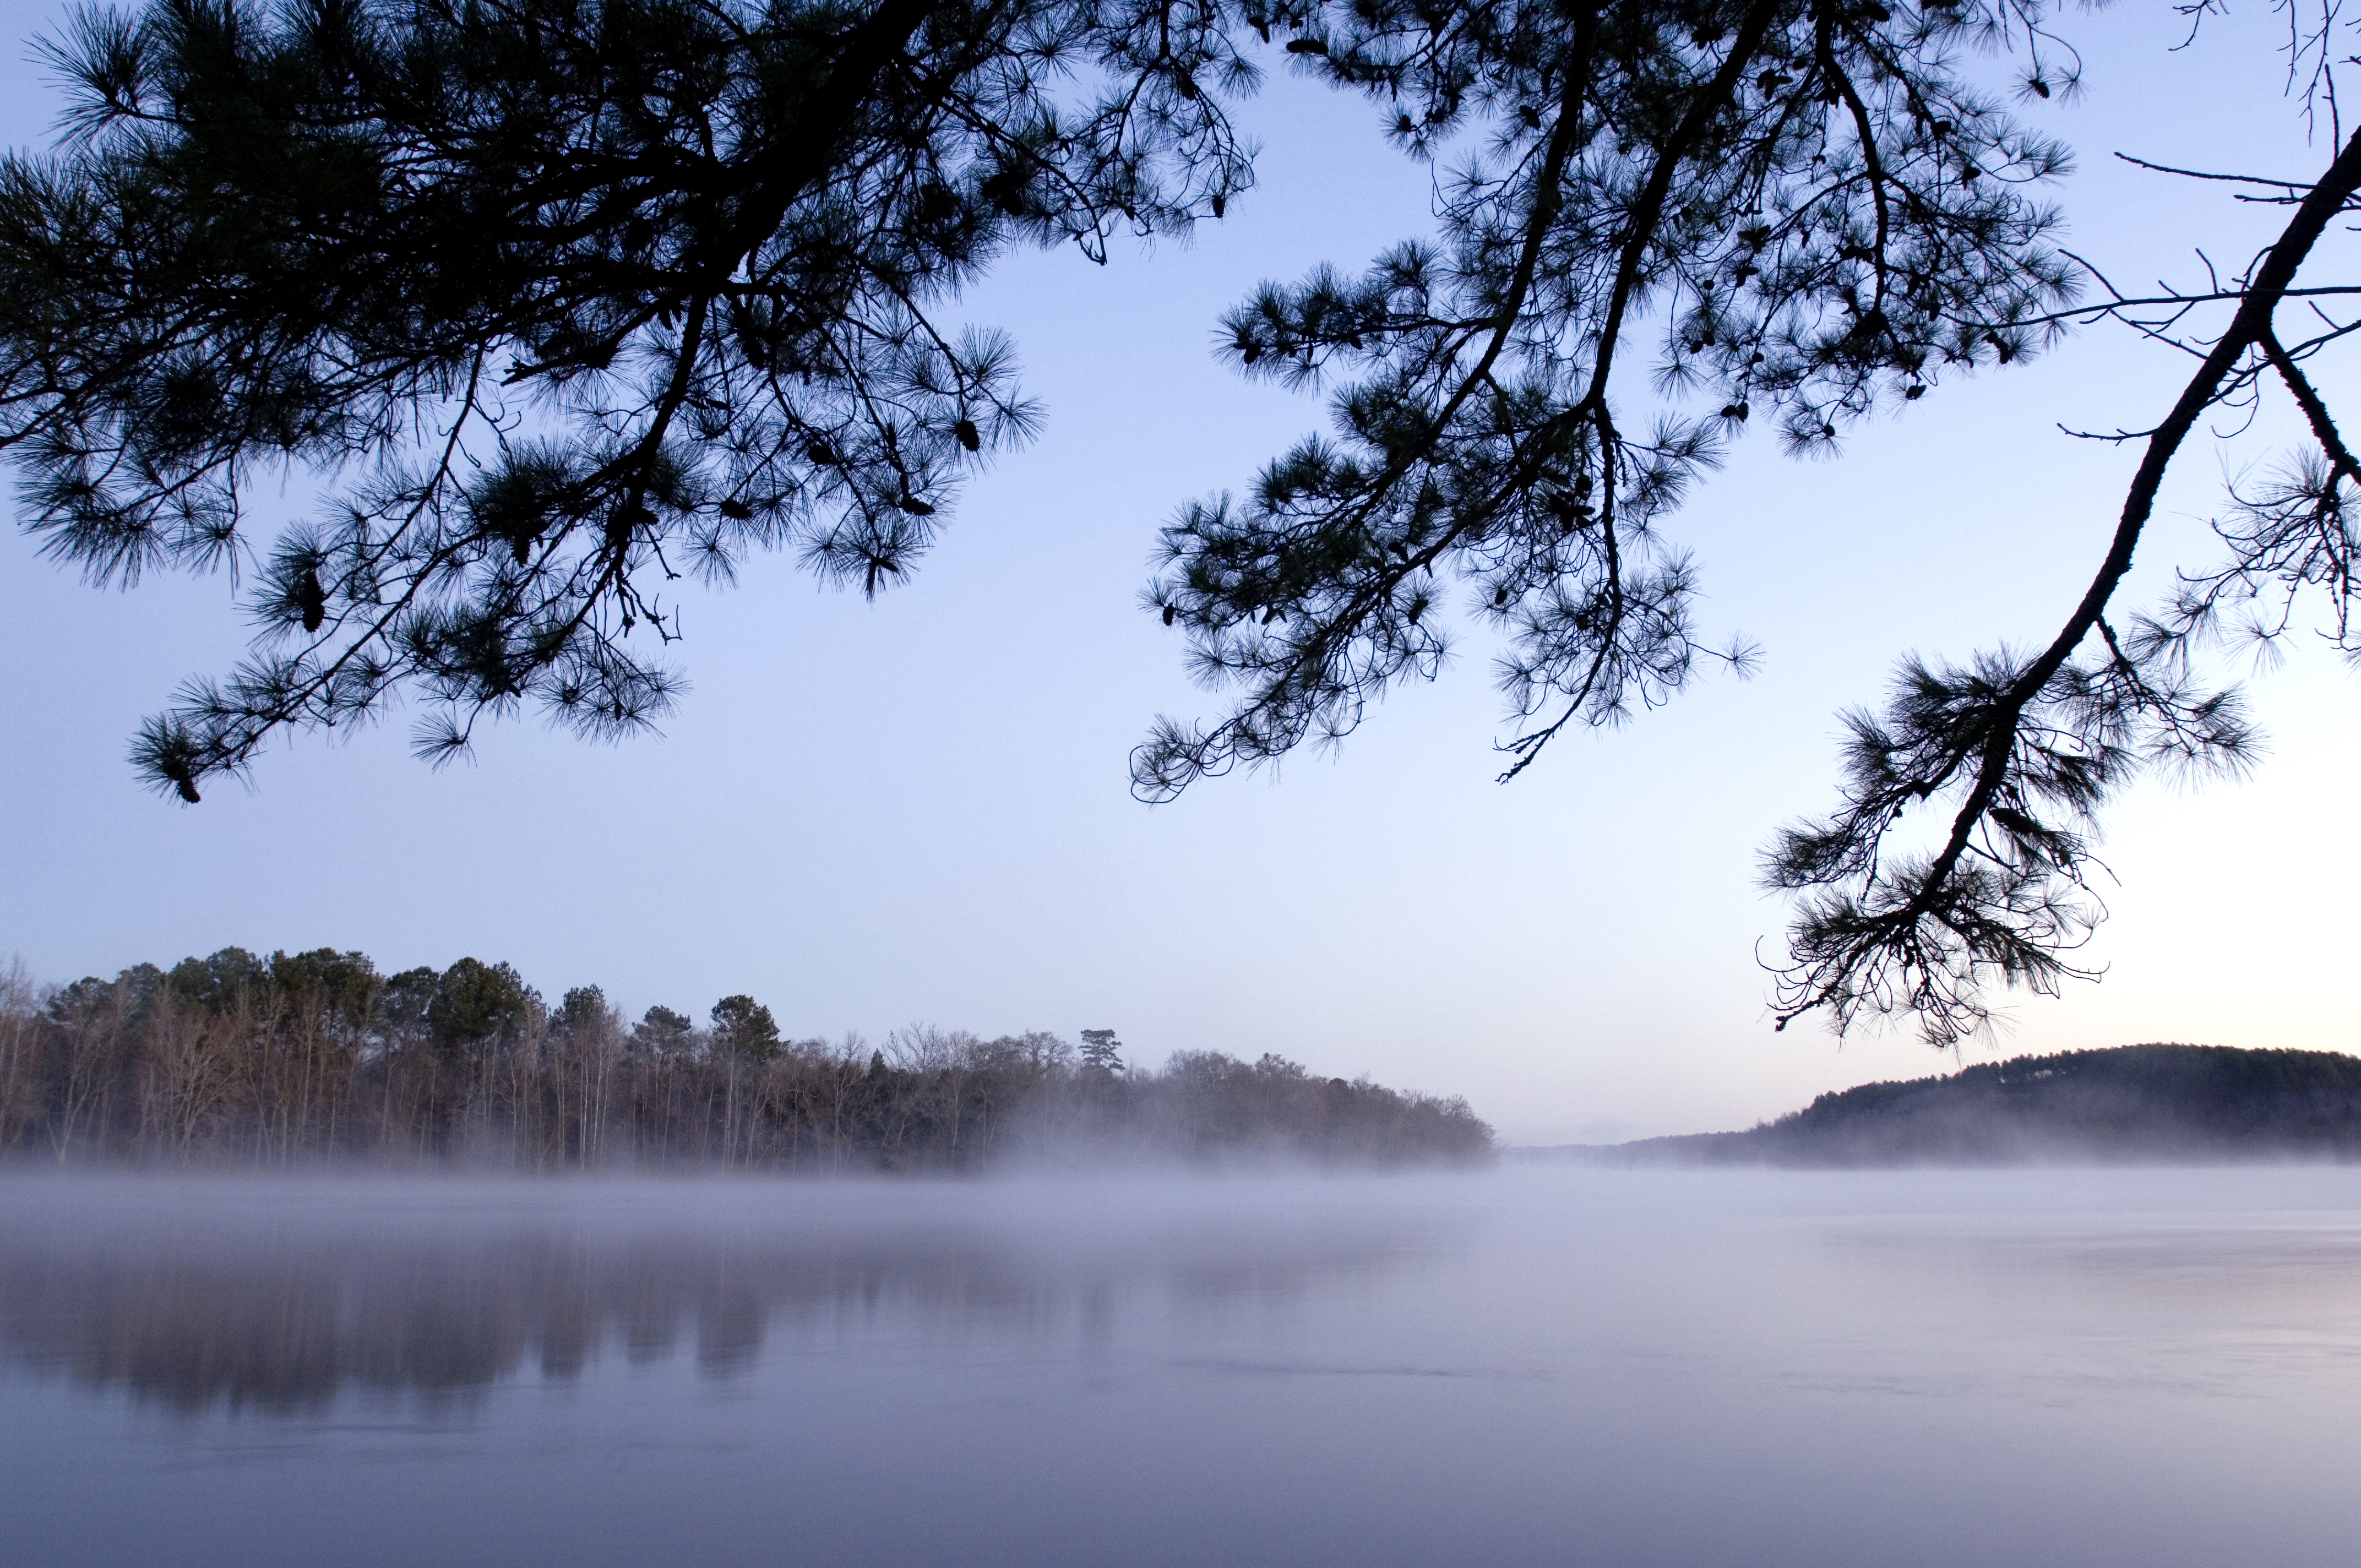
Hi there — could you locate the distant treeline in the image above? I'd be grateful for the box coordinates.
[1577,1044,2361,1167]
[0,951,1492,1170]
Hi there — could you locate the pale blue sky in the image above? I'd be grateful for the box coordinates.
[1,1,2352,1143]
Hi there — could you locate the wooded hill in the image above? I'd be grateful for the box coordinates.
[1577,1045,2361,1167]
[0,950,1492,1171]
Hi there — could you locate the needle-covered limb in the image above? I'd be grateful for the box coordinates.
[2,0,1258,797]
[1766,123,2361,1044]
[1139,0,2080,803]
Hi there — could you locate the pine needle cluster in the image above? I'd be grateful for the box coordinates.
[1,0,1254,788]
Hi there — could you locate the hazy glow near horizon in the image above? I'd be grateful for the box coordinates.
[0,4,2353,1144]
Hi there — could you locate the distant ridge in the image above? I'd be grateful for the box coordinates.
[1519,1045,2361,1168]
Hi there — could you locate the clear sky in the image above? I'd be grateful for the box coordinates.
[1,2,2353,1145]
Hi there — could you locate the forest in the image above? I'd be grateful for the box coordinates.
[0,949,1492,1170]
[1592,1045,2361,1167]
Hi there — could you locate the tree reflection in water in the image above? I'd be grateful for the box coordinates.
[0,1177,1451,1415]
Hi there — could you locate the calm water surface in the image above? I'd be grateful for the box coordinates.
[2,1165,2357,1566]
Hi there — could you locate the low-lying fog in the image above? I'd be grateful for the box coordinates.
[4,1165,2356,1567]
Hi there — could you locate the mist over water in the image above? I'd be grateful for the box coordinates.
[3,1167,2357,1567]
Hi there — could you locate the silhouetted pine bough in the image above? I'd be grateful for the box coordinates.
[13,1,2361,1054]
[0,951,1492,1169]
[1532,1045,2361,1168]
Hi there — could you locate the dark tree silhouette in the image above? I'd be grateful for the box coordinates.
[712,994,784,1061]
[1079,1026,1123,1072]
[633,1004,695,1051]
[14,2,2339,1048]
[3,0,2065,808]
[0,948,1494,1167]
[1758,3,2361,1044]
[1136,0,2075,800]
[1135,0,2361,1048]
[2,0,1254,794]
[425,956,538,1057]
[1603,1044,2361,1166]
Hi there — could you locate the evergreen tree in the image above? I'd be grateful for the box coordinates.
[556,984,611,1038]
[1136,0,2075,802]
[1139,3,2361,1049]
[2,0,1255,793]
[633,1004,696,1053]
[711,993,783,1061]
[1755,9,2361,1044]
[1079,1027,1122,1072]
[19,1,2329,1047]
[2,0,2063,807]
[425,956,540,1058]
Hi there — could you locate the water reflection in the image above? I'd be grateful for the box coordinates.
[7,1170,2361,1568]
[1820,1207,2361,1322]
[0,1177,1448,1415]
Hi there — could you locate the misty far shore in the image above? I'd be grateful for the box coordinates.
[0,948,1492,1171]
[1513,1045,2361,1168]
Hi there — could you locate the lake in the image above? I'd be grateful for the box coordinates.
[2,1164,2356,1566]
